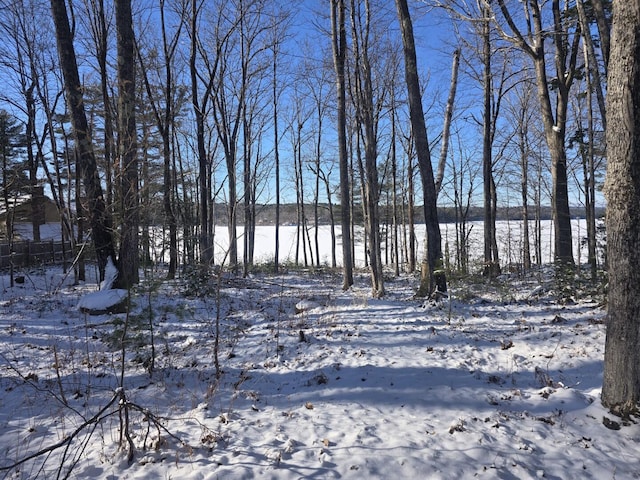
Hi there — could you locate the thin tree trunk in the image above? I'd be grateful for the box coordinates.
[350,0,384,297]
[391,105,400,276]
[576,0,606,132]
[481,6,500,278]
[407,141,416,273]
[272,44,281,273]
[519,117,531,271]
[330,0,353,289]
[326,179,337,268]
[591,0,610,73]
[314,112,322,267]
[435,48,460,197]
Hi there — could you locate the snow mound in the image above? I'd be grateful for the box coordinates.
[77,288,128,314]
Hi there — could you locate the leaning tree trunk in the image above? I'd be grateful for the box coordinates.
[601,0,640,418]
[50,0,116,282]
[395,0,446,296]
[435,48,460,197]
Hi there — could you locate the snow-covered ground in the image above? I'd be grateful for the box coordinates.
[1,221,637,480]
[1,266,638,479]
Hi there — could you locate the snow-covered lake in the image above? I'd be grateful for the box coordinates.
[16,218,598,271]
[205,218,595,269]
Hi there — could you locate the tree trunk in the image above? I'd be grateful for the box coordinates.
[50,0,116,282]
[243,106,252,277]
[189,0,214,267]
[576,0,607,132]
[115,0,139,289]
[407,140,416,273]
[518,115,531,272]
[272,44,281,273]
[324,172,338,268]
[314,111,323,267]
[25,88,41,243]
[330,0,353,289]
[160,0,179,279]
[591,0,611,73]
[82,0,116,215]
[395,0,446,296]
[391,104,400,276]
[350,0,384,297]
[435,49,460,197]
[601,0,640,417]
[481,7,500,278]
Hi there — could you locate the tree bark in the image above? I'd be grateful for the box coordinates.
[50,0,116,282]
[601,0,640,417]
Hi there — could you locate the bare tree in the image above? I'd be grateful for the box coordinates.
[189,0,218,266]
[590,0,611,73]
[268,9,292,273]
[601,0,640,418]
[137,0,185,279]
[330,0,354,289]
[575,0,607,278]
[80,0,116,212]
[480,2,499,278]
[304,62,331,268]
[493,0,579,265]
[349,0,385,297]
[508,82,536,272]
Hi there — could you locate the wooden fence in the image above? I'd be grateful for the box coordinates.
[0,240,74,269]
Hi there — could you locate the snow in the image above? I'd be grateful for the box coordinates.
[77,287,128,312]
[200,219,597,269]
[77,257,127,313]
[0,225,638,480]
